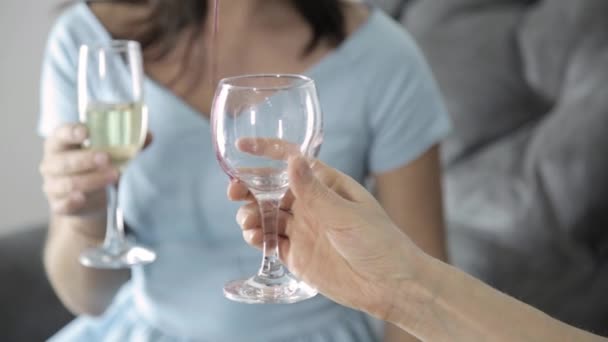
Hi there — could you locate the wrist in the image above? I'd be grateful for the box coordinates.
[384,252,442,339]
[54,214,107,242]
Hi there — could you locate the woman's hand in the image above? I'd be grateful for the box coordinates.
[39,123,118,219]
[40,123,153,219]
[228,155,429,320]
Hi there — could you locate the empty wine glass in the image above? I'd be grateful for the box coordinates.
[211,74,323,304]
[77,40,156,269]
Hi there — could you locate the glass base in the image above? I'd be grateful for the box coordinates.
[224,273,318,304]
[79,243,156,269]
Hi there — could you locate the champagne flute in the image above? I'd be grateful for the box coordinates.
[211,74,323,304]
[77,40,156,269]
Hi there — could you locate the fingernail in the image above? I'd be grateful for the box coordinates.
[94,153,109,166]
[73,126,86,140]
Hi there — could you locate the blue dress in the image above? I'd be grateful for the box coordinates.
[39,3,450,341]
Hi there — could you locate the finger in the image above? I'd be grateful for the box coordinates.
[236,202,260,230]
[293,157,376,204]
[43,169,119,197]
[287,156,349,216]
[280,190,295,211]
[236,137,300,161]
[228,179,294,212]
[227,180,254,201]
[40,150,111,176]
[243,229,290,252]
[243,229,263,249]
[74,189,107,215]
[49,188,108,217]
[45,124,88,153]
[277,238,291,264]
[236,203,291,233]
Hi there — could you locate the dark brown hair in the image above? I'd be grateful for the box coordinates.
[77,0,347,88]
[83,0,347,59]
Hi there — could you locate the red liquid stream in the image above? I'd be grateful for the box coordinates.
[210,0,220,89]
[211,0,228,178]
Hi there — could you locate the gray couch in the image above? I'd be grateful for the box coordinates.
[0,226,73,341]
[400,0,608,334]
[2,0,607,340]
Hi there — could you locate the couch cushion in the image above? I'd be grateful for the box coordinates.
[518,0,608,101]
[405,0,549,165]
[415,0,608,333]
[518,0,608,242]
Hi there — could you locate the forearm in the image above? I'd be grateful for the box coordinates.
[389,257,606,342]
[377,148,447,342]
[44,216,129,316]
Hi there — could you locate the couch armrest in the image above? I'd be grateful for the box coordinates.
[0,225,73,341]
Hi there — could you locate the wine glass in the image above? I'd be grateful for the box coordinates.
[77,40,156,269]
[211,74,323,304]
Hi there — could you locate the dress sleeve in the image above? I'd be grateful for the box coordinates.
[367,31,451,173]
[38,15,79,137]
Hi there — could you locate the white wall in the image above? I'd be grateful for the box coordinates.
[0,0,60,235]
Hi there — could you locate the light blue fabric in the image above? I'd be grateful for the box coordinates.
[40,3,450,341]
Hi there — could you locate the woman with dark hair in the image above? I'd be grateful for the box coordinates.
[38,0,450,341]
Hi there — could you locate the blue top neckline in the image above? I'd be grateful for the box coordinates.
[75,2,381,120]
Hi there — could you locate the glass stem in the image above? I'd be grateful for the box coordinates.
[255,195,286,279]
[102,183,126,253]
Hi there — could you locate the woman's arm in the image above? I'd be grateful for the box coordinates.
[230,154,607,342]
[390,257,605,342]
[40,125,129,316]
[39,3,141,314]
[374,145,447,260]
[44,216,130,316]
[375,145,446,342]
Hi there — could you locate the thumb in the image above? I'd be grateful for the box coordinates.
[288,156,342,212]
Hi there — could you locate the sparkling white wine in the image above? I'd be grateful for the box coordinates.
[85,102,146,170]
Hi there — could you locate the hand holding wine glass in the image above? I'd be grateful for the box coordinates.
[229,155,423,320]
[40,123,153,219]
[40,123,118,220]
[77,40,156,269]
[211,74,323,304]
